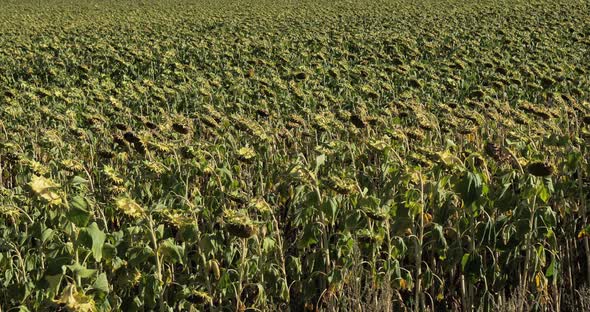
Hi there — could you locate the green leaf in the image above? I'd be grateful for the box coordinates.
[46,257,70,275]
[455,171,484,207]
[44,274,63,297]
[461,253,470,271]
[111,257,127,271]
[93,272,110,293]
[102,243,117,260]
[179,223,199,243]
[461,253,483,283]
[128,246,154,267]
[391,236,407,258]
[545,257,557,278]
[41,228,54,244]
[159,239,184,264]
[537,183,550,203]
[262,237,276,252]
[79,222,106,262]
[392,204,413,235]
[71,195,89,210]
[357,196,380,210]
[68,196,92,227]
[67,262,96,278]
[144,273,160,308]
[199,234,218,256]
[430,223,448,257]
[287,256,302,279]
[539,207,557,228]
[299,223,319,248]
[70,176,89,186]
[321,197,339,225]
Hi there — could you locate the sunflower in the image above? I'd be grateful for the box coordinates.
[29,175,62,206]
[237,146,256,162]
[53,284,96,312]
[172,123,191,135]
[224,210,257,238]
[527,161,554,177]
[115,196,145,219]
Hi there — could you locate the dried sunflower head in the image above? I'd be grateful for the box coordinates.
[405,128,425,141]
[199,114,220,129]
[224,210,257,238]
[249,198,272,213]
[358,196,388,221]
[98,149,116,159]
[288,114,306,127]
[408,152,432,168]
[288,163,315,185]
[237,146,256,162]
[172,123,191,135]
[485,142,511,164]
[527,161,554,177]
[29,175,62,206]
[415,112,435,131]
[53,284,96,312]
[103,165,124,185]
[256,108,270,118]
[226,191,249,205]
[368,136,390,152]
[357,229,384,245]
[349,114,367,129]
[113,123,129,131]
[187,290,213,305]
[162,209,193,228]
[61,159,84,172]
[22,159,50,175]
[180,146,198,159]
[324,176,356,195]
[115,196,145,219]
[144,160,167,175]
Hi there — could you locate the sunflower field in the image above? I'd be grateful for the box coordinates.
[1,0,590,311]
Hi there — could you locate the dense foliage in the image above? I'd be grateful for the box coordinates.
[1,0,590,310]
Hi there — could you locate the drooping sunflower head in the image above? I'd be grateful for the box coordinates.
[527,161,554,177]
[223,209,257,238]
[186,290,213,305]
[29,175,62,206]
[237,146,256,163]
[115,196,145,220]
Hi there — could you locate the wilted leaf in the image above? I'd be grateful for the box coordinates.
[159,239,184,264]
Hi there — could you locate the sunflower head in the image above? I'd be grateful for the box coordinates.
[324,176,356,195]
[527,161,554,177]
[53,284,96,312]
[187,290,213,305]
[115,196,145,219]
[224,210,257,238]
[172,123,191,135]
[237,146,256,163]
[29,175,62,206]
